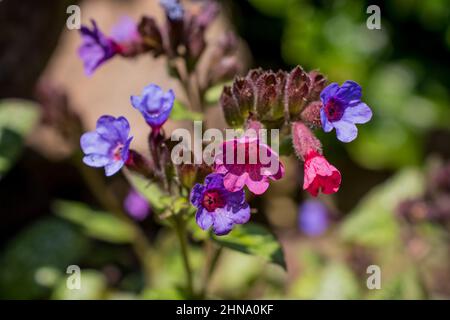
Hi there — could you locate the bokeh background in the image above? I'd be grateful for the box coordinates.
[0,0,449,299]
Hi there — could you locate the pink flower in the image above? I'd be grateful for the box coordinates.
[303,151,341,197]
[214,136,285,195]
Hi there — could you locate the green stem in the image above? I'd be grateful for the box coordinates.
[173,215,194,297]
[73,153,153,287]
[201,242,223,298]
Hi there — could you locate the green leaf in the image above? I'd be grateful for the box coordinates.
[51,270,107,300]
[0,99,40,177]
[0,218,88,299]
[55,200,136,244]
[213,223,286,269]
[314,263,360,299]
[125,172,169,212]
[204,82,230,105]
[170,100,203,121]
[339,168,424,247]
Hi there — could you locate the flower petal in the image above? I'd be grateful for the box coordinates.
[80,132,111,155]
[342,102,372,124]
[196,209,213,230]
[83,154,111,167]
[336,80,362,104]
[246,176,269,195]
[333,120,358,143]
[320,108,334,132]
[231,205,251,224]
[104,160,125,176]
[223,172,248,192]
[211,207,235,235]
[320,83,339,104]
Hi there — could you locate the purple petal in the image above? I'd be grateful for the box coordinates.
[104,160,125,176]
[96,115,121,142]
[342,102,372,124]
[190,184,204,207]
[299,200,329,236]
[110,16,138,43]
[80,132,112,155]
[211,207,235,235]
[113,116,131,143]
[320,108,334,132]
[196,209,213,230]
[336,80,362,104]
[124,190,150,221]
[121,136,133,161]
[83,154,111,167]
[320,83,339,104]
[333,120,358,143]
[230,205,251,224]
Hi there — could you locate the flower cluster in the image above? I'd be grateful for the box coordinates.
[221,68,372,197]
[78,0,238,86]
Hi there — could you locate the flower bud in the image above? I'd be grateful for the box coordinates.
[256,72,278,119]
[220,86,244,127]
[138,16,163,57]
[125,150,155,179]
[291,121,322,161]
[300,101,322,128]
[177,163,197,189]
[308,70,326,101]
[231,77,255,116]
[285,66,310,118]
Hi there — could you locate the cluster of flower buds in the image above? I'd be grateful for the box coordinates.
[397,162,450,225]
[220,66,326,128]
[220,66,373,197]
[78,0,238,87]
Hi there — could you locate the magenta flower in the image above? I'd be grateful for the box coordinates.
[80,115,133,176]
[110,17,142,56]
[320,81,372,143]
[78,20,119,76]
[131,84,175,131]
[190,173,250,235]
[214,136,285,195]
[124,189,151,221]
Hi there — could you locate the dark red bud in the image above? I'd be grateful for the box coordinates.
[232,77,255,116]
[285,66,310,119]
[308,70,327,101]
[220,86,244,127]
[126,150,155,179]
[256,72,278,118]
[138,16,163,57]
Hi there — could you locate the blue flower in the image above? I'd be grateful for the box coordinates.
[298,200,329,237]
[160,0,184,21]
[78,20,119,76]
[190,173,250,236]
[80,115,133,176]
[131,84,175,130]
[320,81,372,143]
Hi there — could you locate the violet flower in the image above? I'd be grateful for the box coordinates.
[320,81,372,143]
[80,115,133,176]
[131,84,175,131]
[124,189,151,221]
[78,20,119,76]
[160,0,184,21]
[298,200,329,236]
[190,173,250,236]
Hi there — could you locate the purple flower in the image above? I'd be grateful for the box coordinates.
[320,81,372,143]
[190,173,251,236]
[131,84,175,130]
[78,20,119,76]
[298,200,329,237]
[160,0,184,21]
[80,115,133,176]
[124,189,151,221]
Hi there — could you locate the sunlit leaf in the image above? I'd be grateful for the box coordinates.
[55,200,136,244]
[213,223,286,269]
[0,99,40,177]
[170,100,203,121]
[339,168,424,247]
